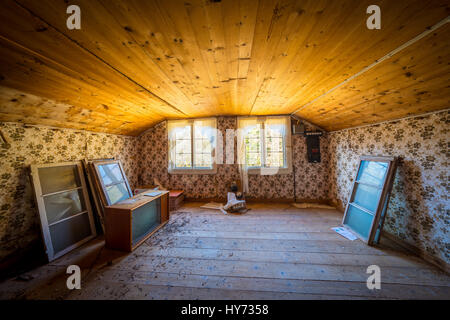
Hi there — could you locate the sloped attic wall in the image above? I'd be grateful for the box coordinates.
[136,116,331,202]
[0,122,139,263]
[328,110,449,265]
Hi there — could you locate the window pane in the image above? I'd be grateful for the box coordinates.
[266,137,283,153]
[44,189,86,225]
[194,125,213,139]
[49,212,92,255]
[351,182,381,212]
[265,125,283,138]
[203,154,212,167]
[38,165,81,194]
[176,139,191,154]
[193,121,215,169]
[195,153,212,168]
[247,125,261,138]
[105,182,131,204]
[344,204,374,239]
[98,163,124,185]
[202,139,212,153]
[246,152,261,167]
[244,124,262,167]
[357,160,388,187]
[194,138,212,154]
[176,153,192,168]
[266,152,284,168]
[174,125,191,140]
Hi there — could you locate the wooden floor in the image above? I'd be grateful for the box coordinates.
[1,203,449,300]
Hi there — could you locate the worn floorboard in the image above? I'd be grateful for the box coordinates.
[1,203,449,300]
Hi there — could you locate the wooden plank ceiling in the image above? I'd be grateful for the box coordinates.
[0,0,448,135]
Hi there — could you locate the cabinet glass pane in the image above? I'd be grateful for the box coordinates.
[38,165,81,194]
[98,164,124,185]
[344,205,374,239]
[132,199,160,245]
[357,160,388,187]
[352,183,380,212]
[106,182,130,204]
[44,189,86,225]
[49,212,92,254]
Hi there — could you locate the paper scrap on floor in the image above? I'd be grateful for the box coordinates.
[200,202,223,210]
[332,227,358,240]
[292,202,335,209]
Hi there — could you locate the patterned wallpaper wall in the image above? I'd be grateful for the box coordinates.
[0,122,139,262]
[3,111,447,266]
[328,110,449,264]
[136,116,330,201]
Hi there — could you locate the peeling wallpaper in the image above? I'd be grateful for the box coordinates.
[328,110,449,264]
[0,122,139,262]
[136,116,331,201]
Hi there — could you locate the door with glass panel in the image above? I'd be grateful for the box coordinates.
[30,162,97,261]
[342,156,397,245]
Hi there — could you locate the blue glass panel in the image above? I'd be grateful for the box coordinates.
[132,199,161,245]
[352,183,380,212]
[357,160,388,187]
[98,164,124,185]
[344,205,374,239]
[106,183,130,204]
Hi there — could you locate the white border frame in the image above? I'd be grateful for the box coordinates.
[168,117,218,175]
[239,116,293,175]
[30,161,97,262]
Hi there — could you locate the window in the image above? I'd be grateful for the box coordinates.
[29,162,97,261]
[92,160,133,206]
[238,116,292,175]
[342,156,398,244]
[168,118,217,174]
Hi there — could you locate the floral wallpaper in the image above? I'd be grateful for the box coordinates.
[136,116,330,201]
[0,122,139,263]
[3,110,446,268]
[328,110,449,264]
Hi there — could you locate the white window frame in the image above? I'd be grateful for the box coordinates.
[29,161,97,262]
[168,118,217,174]
[238,116,292,175]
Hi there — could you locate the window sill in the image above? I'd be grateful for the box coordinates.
[168,167,217,175]
[247,167,292,175]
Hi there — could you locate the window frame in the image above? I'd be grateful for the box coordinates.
[92,159,133,206]
[29,161,97,262]
[168,118,217,175]
[239,116,292,175]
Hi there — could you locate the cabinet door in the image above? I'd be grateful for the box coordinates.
[131,198,161,246]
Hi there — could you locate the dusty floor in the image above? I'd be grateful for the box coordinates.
[0,202,449,300]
